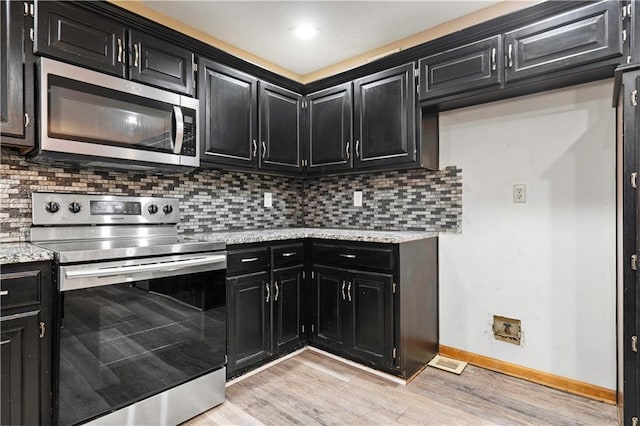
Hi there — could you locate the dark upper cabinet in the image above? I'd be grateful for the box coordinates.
[354,63,416,169]
[0,262,52,426]
[0,313,40,426]
[504,0,622,83]
[35,1,127,78]
[349,271,393,367]
[1,0,30,146]
[129,29,194,96]
[199,58,258,168]
[227,270,271,374]
[273,265,304,353]
[313,266,348,350]
[418,35,503,100]
[306,83,353,174]
[259,82,303,172]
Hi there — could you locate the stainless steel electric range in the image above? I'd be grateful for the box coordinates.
[30,193,227,426]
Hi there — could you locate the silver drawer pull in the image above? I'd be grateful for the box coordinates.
[241,257,259,263]
[339,254,356,259]
[0,290,8,296]
[282,252,296,257]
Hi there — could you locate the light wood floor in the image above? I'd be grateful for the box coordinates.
[185,350,617,426]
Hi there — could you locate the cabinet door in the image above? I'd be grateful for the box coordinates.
[35,1,127,77]
[1,0,25,139]
[199,59,258,169]
[313,266,348,349]
[259,82,303,172]
[347,271,394,367]
[307,83,353,173]
[273,265,304,353]
[129,29,195,96]
[504,1,621,83]
[227,270,271,374]
[418,35,502,101]
[354,63,416,169]
[0,312,40,426]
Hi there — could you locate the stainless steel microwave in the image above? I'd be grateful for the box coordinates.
[32,58,199,170]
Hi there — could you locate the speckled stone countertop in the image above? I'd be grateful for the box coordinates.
[195,228,438,245]
[0,242,54,265]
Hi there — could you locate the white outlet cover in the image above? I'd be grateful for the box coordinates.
[513,184,526,203]
[354,191,363,207]
[264,192,272,208]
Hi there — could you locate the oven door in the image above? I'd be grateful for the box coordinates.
[38,58,199,169]
[56,253,226,426]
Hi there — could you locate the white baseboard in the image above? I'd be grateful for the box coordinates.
[226,347,307,387]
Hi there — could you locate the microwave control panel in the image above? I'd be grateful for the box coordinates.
[181,112,197,157]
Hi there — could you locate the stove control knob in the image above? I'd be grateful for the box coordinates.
[45,201,60,213]
[68,202,81,214]
[163,205,173,215]
[147,204,158,214]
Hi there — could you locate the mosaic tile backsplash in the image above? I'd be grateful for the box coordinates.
[0,149,303,241]
[1,149,462,242]
[303,167,462,232]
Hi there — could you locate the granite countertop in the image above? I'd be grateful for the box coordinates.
[0,242,54,265]
[195,227,438,245]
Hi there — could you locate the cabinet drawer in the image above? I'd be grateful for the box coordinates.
[312,243,393,271]
[0,269,41,309]
[272,243,304,268]
[227,247,270,276]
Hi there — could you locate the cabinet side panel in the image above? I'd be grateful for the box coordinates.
[398,238,438,378]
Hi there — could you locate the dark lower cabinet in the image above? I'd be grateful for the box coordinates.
[273,265,304,353]
[259,82,304,173]
[226,243,306,378]
[312,266,393,368]
[354,63,416,170]
[199,58,258,169]
[129,29,194,96]
[0,261,52,426]
[504,0,621,83]
[1,312,40,426]
[227,270,271,373]
[306,83,353,174]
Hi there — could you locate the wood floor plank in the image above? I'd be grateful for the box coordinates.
[186,351,617,426]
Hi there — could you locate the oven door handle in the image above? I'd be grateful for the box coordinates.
[64,254,226,280]
[172,106,184,155]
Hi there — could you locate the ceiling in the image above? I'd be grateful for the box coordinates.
[142,1,499,76]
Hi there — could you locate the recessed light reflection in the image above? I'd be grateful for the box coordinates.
[293,24,317,40]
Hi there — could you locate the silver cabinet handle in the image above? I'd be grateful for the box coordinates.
[117,38,123,63]
[339,253,356,259]
[39,322,46,338]
[355,140,360,158]
[0,290,8,296]
[346,141,350,160]
[134,43,140,68]
[252,139,257,158]
[172,106,184,154]
[507,43,513,68]
[265,282,270,302]
[241,257,258,263]
[491,47,496,71]
[274,281,279,302]
[282,252,296,257]
[262,141,267,159]
[347,282,352,302]
[341,281,346,300]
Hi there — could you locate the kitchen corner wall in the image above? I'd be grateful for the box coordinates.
[303,167,462,231]
[0,149,303,241]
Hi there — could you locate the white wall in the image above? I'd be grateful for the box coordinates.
[438,80,616,389]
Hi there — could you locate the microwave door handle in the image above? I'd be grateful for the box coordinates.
[172,106,184,154]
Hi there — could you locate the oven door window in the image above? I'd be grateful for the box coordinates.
[58,271,226,426]
[48,75,177,153]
